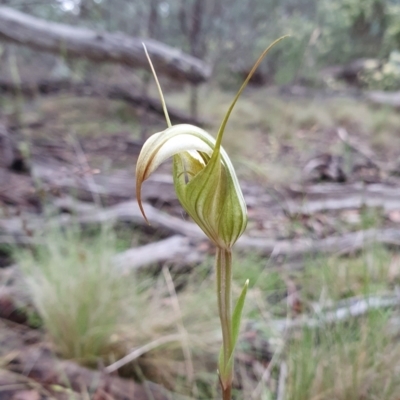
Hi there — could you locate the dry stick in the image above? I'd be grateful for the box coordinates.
[68,133,102,207]
[162,266,196,394]
[0,369,55,398]
[276,361,288,400]
[271,294,400,334]
[251,346,283,399]
[104,334,181,374]
[251,278,292,399]
[253,293,400,398]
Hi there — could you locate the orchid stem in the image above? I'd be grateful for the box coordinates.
[222,385,232,400]
[216,246,233,400]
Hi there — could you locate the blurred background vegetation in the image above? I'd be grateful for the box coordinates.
[2,1,400,400]
[3,0,400,88]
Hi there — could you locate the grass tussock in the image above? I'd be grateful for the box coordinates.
[18,227,222,393]
[19,228,132,362]
[229,245,400,400]
[15,219,400,399]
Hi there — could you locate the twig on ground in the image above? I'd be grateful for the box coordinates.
[162,266,195,387]
[276,361,287,400]
[271,294,400,334]
[251,347,282,399]
[104,334,182,374]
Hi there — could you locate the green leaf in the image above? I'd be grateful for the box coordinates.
[232,279,249,349]
[219,279,249,381]
[218,279,249,383]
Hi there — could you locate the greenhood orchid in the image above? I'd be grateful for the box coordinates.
[136,37,287,400]
[136,123,247,249]
[136,38,285,249]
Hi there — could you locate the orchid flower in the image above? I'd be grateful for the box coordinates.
[136,37,287,400]
[136,122,247,249]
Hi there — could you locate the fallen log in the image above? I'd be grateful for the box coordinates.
[237,227,400,258]
[31,159,400,213]
[289,182,400,197]
[31,164,182,205]
[3,197,400,259]
[284,192,400,215]
[71,200,205,239]
[63,199,400,260]
[0,78,207,126]
[0,7,211,84]
[270,294,400,334]
[113,235,205,273]
[366,90,400,108]
[284,182,400,215]
[324,58,380,86]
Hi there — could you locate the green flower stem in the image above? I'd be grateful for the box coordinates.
[216,246,233,397]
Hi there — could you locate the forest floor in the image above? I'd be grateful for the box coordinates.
[1,84,400,400]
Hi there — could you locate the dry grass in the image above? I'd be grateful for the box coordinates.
[15,220,400,399]
[12,81,400,184]
[229,245,400,400]
[286,313,400,400]
[10,83,400,399]
[165,85,400,187]
[17,227,222,396]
